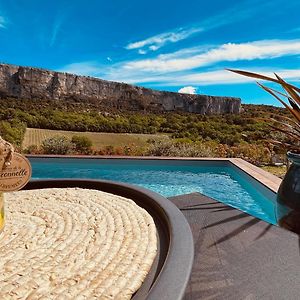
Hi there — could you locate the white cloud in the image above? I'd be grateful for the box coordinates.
[59,59,300,90]
[123,39,300,73]
[149,45,159,51]
[60,37,300,89]
[178,86,197,94]
[0,16,6,28]
[107,57,112,62]
[125,0,268,53]
[126,27,203,52]
[151,69,300,86]
[138,49,146,55]
[49,13,65,47]
[60,61,104,76]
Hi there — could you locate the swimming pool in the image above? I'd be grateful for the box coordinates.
[28,157,277,224]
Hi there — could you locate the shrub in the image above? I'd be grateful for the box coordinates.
[41,136,73,155]
[71,135,93,154]
[146,139,218,157]
[23,144,40,154]
[227,143,272,165]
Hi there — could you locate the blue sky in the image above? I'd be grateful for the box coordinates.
[0,0,300,106]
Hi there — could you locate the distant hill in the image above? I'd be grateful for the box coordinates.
[0,63,241,115]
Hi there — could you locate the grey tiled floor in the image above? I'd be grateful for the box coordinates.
[168,193,300,300]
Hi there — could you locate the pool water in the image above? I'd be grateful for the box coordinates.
[29,158,276,224]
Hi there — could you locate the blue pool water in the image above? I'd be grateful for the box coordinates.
[29,158,276,224]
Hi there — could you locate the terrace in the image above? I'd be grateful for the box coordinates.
[1,152,298,299]
[24,155,300,299]
[166,159,299,299]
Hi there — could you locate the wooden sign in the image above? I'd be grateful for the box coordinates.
[0,153,32,192]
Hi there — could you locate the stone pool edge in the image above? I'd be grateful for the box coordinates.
[229,158,281,193]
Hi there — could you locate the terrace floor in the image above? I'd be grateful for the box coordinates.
[168,192,300,300]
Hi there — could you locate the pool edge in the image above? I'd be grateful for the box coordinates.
[229,158,281,193]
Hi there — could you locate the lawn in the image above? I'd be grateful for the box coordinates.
[261,165,287,179]
[22,128,168,149]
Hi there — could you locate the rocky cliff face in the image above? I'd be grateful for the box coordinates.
[0,63,241,114]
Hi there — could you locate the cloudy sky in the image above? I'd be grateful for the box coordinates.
[0,0,299,105]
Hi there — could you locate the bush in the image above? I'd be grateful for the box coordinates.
[71,135,93,154]
[23,144,40,154]
[227,143,272,165]
[146,139,218,157]
[41,136,73,155]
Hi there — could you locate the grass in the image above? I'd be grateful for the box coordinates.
[261,165,287,179]
[22,128,168,149]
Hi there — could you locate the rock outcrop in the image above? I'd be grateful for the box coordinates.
[0,63,241,114]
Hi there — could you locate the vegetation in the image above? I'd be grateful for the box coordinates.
[0,120,26,148]
[261,165,287,178]
[146,139,272,163]
[41,136,74,155]
[40,135,93,155]
[71,135,93,154]
[146,139,219,157]
[0,96,292,165]
[22,128,167,149]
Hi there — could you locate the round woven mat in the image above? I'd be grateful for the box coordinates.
[0,188,157,299]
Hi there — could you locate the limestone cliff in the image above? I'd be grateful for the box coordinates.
[0,63,241,114]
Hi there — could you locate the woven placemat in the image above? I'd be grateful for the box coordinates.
[0,188,157,299]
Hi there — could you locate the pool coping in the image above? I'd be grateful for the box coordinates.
[26,155,282,193]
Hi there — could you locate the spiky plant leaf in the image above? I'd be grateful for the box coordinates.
[274,73,300,106]
[227,69,300,93]
[275,115,300,131]
[268,124,300,140]
[268,119,300,137]
[256,82,300,122]
[228,68,300,152]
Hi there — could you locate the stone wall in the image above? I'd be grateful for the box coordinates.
[0,63,241,114]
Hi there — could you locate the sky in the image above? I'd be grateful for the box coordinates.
[0,0,300,106]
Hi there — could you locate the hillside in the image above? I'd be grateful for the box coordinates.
[0,95,289,160]
[0,71,291,166]
[0,63,241,114]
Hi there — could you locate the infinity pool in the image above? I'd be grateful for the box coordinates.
[29,157,276,224]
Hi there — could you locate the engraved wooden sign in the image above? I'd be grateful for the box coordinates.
[0,153,32,192]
